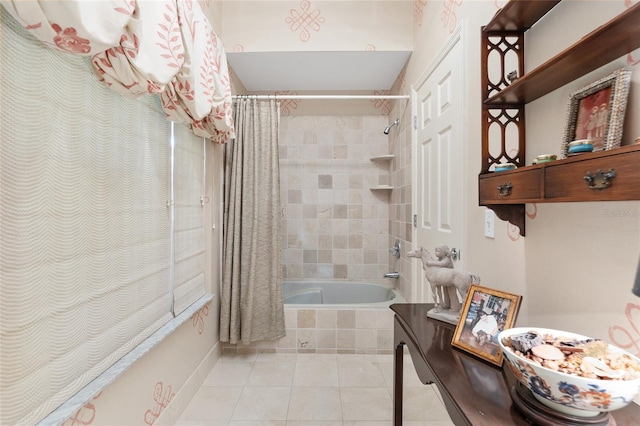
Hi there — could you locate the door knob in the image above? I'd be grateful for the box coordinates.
[450,248,460,261]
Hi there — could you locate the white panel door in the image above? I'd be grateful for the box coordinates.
[412,28,465,303]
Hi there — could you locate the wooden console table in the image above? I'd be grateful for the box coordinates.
[391,303,640,425]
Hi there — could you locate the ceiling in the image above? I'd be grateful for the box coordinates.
[226,51,412,92]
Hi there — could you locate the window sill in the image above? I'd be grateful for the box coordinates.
[38,294,214,426]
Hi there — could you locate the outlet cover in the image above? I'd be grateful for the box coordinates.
[485,209,495,239]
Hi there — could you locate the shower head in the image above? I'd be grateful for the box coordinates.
[383,118,400,135]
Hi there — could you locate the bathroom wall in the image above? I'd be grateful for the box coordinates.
[279,115,394,281]
[209,0,639,409]
[387,0,640,363]
[0,6,226,424]
[219,0,412,52]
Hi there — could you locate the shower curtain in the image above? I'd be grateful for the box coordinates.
[220,98,285,345]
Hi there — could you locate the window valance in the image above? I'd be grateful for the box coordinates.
[2,0,234,143]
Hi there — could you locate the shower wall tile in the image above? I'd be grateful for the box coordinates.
[317,310,337,328]
[337,330,356,350]
[225,306,395,355]
[356,310,377,329]
[318,250,332,263]
[317,264,333,278]
[298,310,316,328]
[356,329,377,349]
[280,115,391,282]
[317,330,337,349]
[285,309,298,328]
[337,310,355,329]
[333,265,347,278]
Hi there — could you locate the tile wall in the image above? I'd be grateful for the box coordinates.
[222,306,395,355]
[278,115,393,280]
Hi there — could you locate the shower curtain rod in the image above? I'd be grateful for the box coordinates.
[231,94,410,100]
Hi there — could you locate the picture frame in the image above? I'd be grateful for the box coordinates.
[561,68,631,158]
[451,284,522,366]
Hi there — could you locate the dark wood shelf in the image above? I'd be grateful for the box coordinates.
[479,144,640,204]
[483,0,560,32]
[485,2,640,106]
[479,1,640,236]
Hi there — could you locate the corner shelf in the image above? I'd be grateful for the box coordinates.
[370,155,395,161]
[479,0,640,236]
[369,155,394,190]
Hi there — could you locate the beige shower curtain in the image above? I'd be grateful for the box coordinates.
[220,98,285,345]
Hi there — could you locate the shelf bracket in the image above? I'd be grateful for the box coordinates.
[487,205,525,237]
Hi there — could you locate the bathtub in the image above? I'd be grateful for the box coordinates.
[283,280,402,306]
[223,280,404,354]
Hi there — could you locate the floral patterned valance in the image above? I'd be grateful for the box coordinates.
[2,0,234,143]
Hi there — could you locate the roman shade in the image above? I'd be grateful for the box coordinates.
[0,7,208,424]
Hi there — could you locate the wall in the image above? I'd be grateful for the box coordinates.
[204,0,640,412]
[519,0,640,342]
[214,0,639,353]
[387,0,640,381]
[279,115,394,281]
[383,0,529,310]
[219,0,412,52]
[0,5,226,424]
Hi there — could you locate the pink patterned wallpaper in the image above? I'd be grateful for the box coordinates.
[285,0,325,42]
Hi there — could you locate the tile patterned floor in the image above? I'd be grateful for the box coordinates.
[175,352,455,425]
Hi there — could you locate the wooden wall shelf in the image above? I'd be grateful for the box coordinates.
[479,0,640,236]
[485,3,640,106]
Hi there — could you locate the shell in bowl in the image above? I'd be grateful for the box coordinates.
[498,327,640,418]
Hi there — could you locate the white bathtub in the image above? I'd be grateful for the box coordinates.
[221,280,405,354]
[283,280,403,306]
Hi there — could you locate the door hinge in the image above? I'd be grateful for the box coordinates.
[413,115,418,130]
[413,214,417,228]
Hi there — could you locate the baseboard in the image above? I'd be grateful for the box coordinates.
[154,341,222,425]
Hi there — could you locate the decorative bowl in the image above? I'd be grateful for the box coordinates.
[499,327,640,418]
[568,139,594,154]
[494,163,516,172]
[534,154,557,164]
[569,139,593,146]
[568,144,593,154]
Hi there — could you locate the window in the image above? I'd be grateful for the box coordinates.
[0,9,206,424]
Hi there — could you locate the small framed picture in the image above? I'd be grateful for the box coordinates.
[451,285,522,366]
[561,68,631,158]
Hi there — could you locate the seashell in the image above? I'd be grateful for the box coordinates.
[531,344,565,361]
[580,357,625,379]
[509,332,545,353]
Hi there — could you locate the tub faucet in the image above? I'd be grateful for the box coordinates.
[384,272,399,279]
[389,239,401,259]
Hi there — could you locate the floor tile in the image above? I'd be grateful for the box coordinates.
[203,361,254,387]
[245,361,296,387]
[176,352,454,425]
[286,386,342,421]
[231,386,292,421]
[292,359,339,386]
[403,386,452,421]
[339,386,392,421]
[179,386,243,422]
[337,359,386,387]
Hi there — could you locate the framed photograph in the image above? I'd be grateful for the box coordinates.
[561,68,631,158]
[451,285,522,366]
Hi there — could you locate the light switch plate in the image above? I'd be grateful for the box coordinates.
[485,209,495,239]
